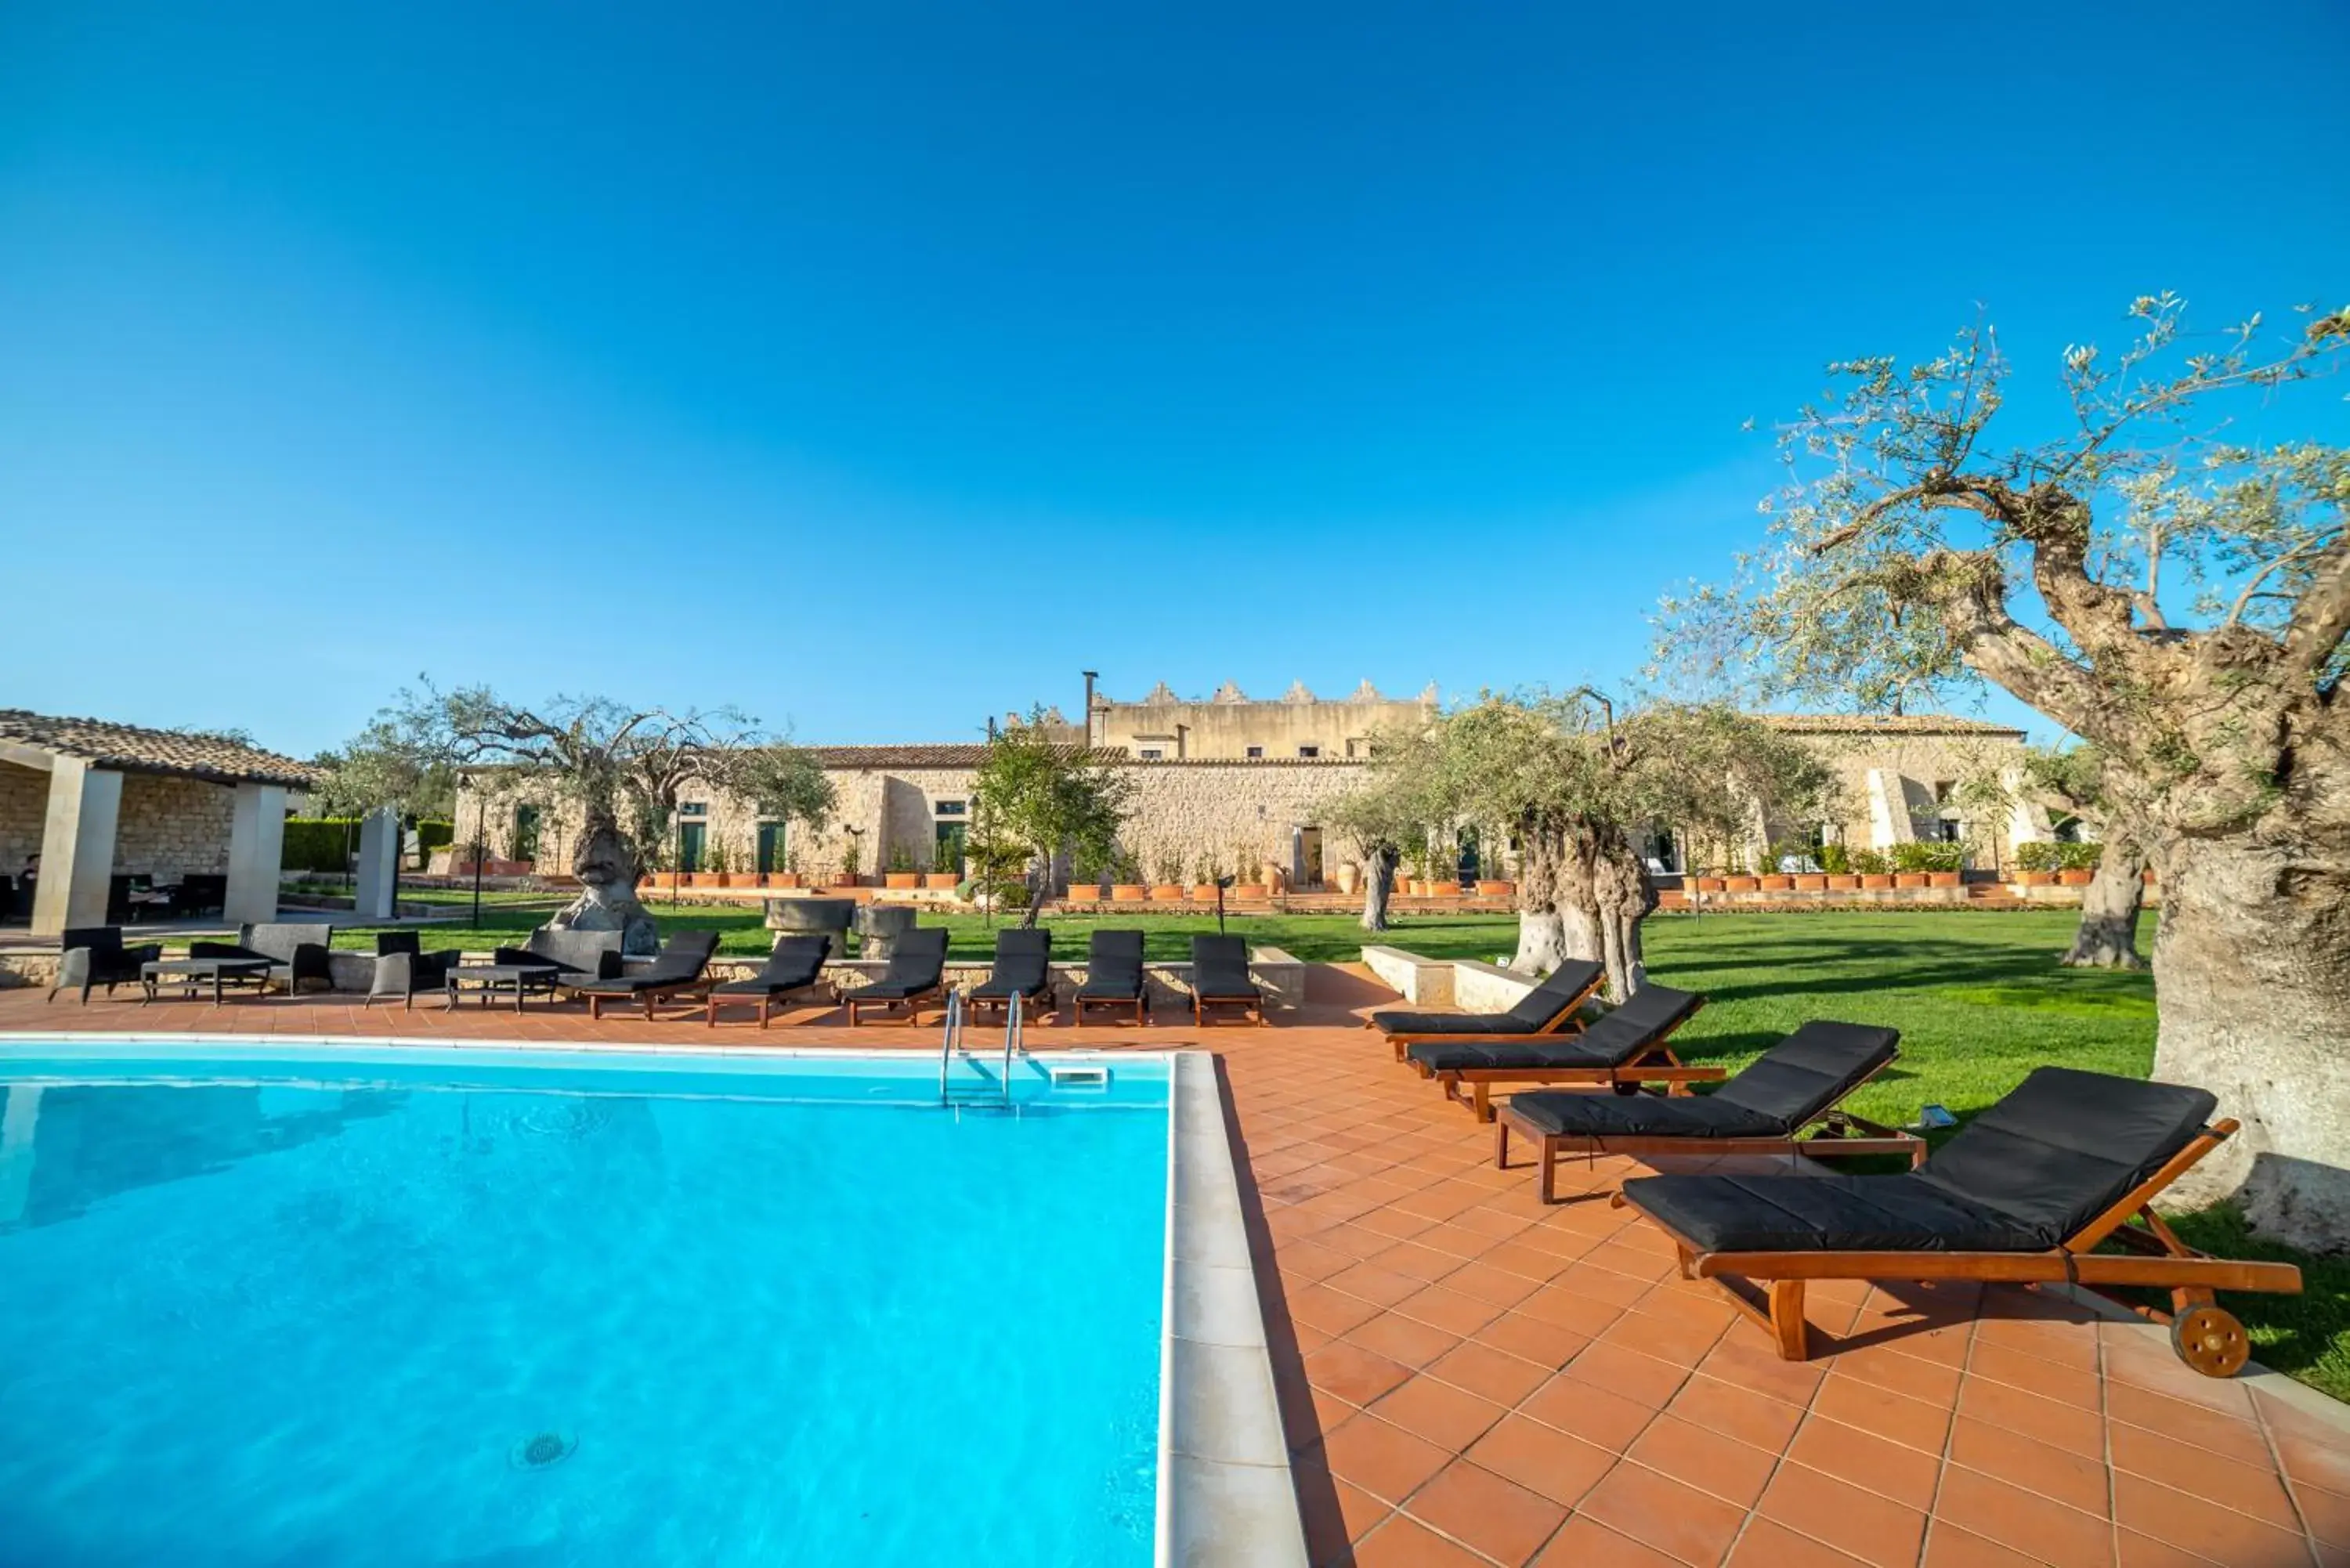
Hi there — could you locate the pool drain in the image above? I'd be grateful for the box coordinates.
[509,1430,577,1470]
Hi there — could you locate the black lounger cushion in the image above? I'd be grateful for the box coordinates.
[711,935,832,995]
[1506,1021,1900,1141]
[856,928,948,999]
[575,930,722,994]
[1406,984,1701,1072]
[1372,959,1603,1037]
[970,929,1052,999]
[1191,936,1257,999]
[1078,931,1147,997]
[1623,1067,2219,1254]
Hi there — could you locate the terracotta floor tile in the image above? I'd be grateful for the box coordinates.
[1918,1521,2052,1566]
[1519,1371,1664,1453]
[1954,1374,2105,1461]
[2297,1480,2350,1548]
[1665,1375,1806,1456]
[1292,1282,1394,1338]
[1575,1461,1750,1567]
[1462,1412,1618,1509]
[1965,1339,2104,1409]
[1811,1373,1954,1456]
[2104,1341,2259,1422]
[1307,1339,1418,1407]
[1476,1310,1594,1372]
[2113,1471,2315,1566]
[1725,1517,1872,1567]
[1370,1374,1512,1454]
[1514,1281,1632,1339]
[1554,1261,1659,1309]
[1757,1463,1929,1568]
[1351,1512,1495,1567]
[1394,1283,1511,1338]
[1600,1303,1730,1367]
[2257,1389,2350,1494]
[1327,1262,1437,1310]
[1783,1414,1942,1511]
[1424,1341,1555,1408]
[2112,1526,2222,1567]
[1346,1312,1466,1371]
[1321,1411,1459,1507]
[1402,1459,1570,1567]
[1560,1340,1692,1411]
[1371,1239,1467,1284]
[1932,1465,2113,1568]
[1303,1473,1396,1564]
[2110,1414,2302,1531]
[1946,1414,2111,1517]
[2109,1385,2275,1469]
[1623,1414,1780,1509]
[1532,1516,1683,1567]
[1698,1336,1831,1409]
[1821,1341,1965,1407]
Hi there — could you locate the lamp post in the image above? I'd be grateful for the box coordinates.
[470,797,487,930]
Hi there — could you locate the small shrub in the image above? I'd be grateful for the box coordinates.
[1816,842,1850,875]
[1890,841,1964,873]
[888,844,915,873]
[1848,847,1891,876]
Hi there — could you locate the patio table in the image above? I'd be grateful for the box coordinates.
[140,956,274,1005]
[445,962,562,1013]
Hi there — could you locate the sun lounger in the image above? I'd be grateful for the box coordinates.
[573,929,723,1020]
[1189,934,1263,1025]
[1406,983,1713,1120]
[1496,1021,1918,1201]
[1616,1066,2304,1375]
[1372,959,1605,1060]
[967,928,1054,1024]
[1074,930,1148,1024]
[845,927,949,1025]
[705,934,837,1027]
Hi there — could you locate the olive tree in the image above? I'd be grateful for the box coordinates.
[969,710,1131,928]
[2020,744,2148,970]
[1658,294,2350,1247]
[1329,760,1435,933]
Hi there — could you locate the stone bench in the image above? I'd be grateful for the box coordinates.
[1361,945,1453,1006]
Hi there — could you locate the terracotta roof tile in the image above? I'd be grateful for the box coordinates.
[1762,714,2026,739]
[0,710,321,788]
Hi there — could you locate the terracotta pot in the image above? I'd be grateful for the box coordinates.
[884,872,920,889]
[1190,883,1221,901]
[1110,883,1149,902]
[1759,875,1795,891]
[1335,862,1361,895]
[1424,880,1461,898]
[1477,880,1515,898]
[1859,873,1893,889]
[2014,870,2055,887]
[829,873,862,888]
[1826,874,1860,891]
[1893,872,1929,888]
[769,873,803,889]
[721,872,757,887]
[1260,861,1285,891]
[1723,876,1760,893]
[1792,873,1828,891]
[1693,876,1725,892]
[1231,883,1267,900]
[2059,868,2095,887]
[924,872,960,890]
[1149,884,1184,902]
[1927,870,1961,887]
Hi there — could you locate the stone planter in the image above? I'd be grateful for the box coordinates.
[1759,875,1795,891]
[2059,868,2095,887]
[1859,874,1894,890]
[884,872,920,890]
[1149,884,1184,903]
[1793,873,1828,892]
[1423,880,1461,898]
[924,873,960,891]
[1826,874,1860,891]
[1893,872,1929,889]
[1927,871,1961,888]
[1723,876,1760,893]
[1477,880,1515,898]
[1110,883,1149,902]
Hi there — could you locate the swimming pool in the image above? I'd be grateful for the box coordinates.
[0,1039,1193,1566]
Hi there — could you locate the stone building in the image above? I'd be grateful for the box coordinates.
[0,710,319,934]
[454,688,2040,891]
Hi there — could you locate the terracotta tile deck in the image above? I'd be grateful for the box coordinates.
[7,965,2349,1567]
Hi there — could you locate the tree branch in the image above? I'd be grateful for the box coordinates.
[2283,540,2350,673]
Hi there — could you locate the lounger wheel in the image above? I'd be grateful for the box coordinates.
[2171,1304,2251,1378]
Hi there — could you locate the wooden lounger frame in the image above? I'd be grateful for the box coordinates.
[845,980,945,1026]
[1377,969,1606,1061]
[1413,1000,1714,1122]
[1615,1118,2303,1378]
[1193,988,1264,1026]
[1494,1052,1922,1204]
[587,977,713,1021]
[1075,988,1148,1025]
[703,978,839,1028]
[968,985,1056,1027]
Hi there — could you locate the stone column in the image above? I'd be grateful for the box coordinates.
[354,807,400,920]
[31,757,123,937]
[1864,768,1915,851]
[224,782,288,925]
[2001,763,2052,850]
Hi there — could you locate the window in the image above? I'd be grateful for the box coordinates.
[1296,746,1319,759]
[678,800,708,818]
[1138,747,1163,761]
[933,799,967,818]
[1932,779,1957,804]
[1245,746,1264,759]
[513,804,541,862]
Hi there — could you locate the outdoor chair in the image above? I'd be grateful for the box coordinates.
[1615,1067,2304,1377]
[192,922,336,995]
[1372,959,1606,1061]
[1189,934,1264,1025]
[48,926,162,1005]
[493,927,625,988]
[573,929,724,1020]
[164,874,226,920]
[705,934,836,1027]
[967,928,1054,1024]
[844,927,949,1025]
[1405,983,1714,1121]
[104,873,136,925]
[1495,1021,1918,1202]
[366,930,457,1009]
[1073,930,1149,1024]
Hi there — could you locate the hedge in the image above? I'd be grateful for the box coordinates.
[280,817,362,873]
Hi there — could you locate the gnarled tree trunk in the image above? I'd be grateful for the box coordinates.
[1358,845,1399,931]
[550,806,660,954]
[2149,835,2350,1254]
[1515,818,1654,1000]
[2060,838,2146,969]
[1510,826,1574,974]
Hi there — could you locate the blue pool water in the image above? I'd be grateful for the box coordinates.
[0,1042,1171,1567]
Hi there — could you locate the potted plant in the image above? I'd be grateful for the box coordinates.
[1336,859,1361,895]
[2009,842,2058,887]
[1851,847,1893,889]
[721,838,761,887]
[771,846,804,891]
[1690,858,1726,892]
[2058,842,2101,887]
[923,848,961,891]
[884,844,921,890]
[689,839,728,888]
[1721,857,1759,894]
[1150,849,1185,902]
[1108,847,1148,902]
[1925,843,1965,888]
[1810,842,1847,892]
[1887,842,1930,888]
[831,839,862,889]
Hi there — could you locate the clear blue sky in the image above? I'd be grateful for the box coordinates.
[4,1,2345,757]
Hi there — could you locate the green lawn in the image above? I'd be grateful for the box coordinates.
[310,901,2346,1399]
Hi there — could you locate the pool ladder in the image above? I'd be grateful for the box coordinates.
[937,989,1027,1109]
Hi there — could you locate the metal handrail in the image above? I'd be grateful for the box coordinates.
[937,988,964,1105]
[1002,991,1023,1106]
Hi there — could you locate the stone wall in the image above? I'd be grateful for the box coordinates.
[1090,684,1436,761]
[0,762,44,879]
[114,774,234,877]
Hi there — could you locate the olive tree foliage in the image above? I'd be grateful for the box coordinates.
[1328,739,1440,933]
[968,709,1132,928]
[2022,743,2148,971]
[1364,692,1834,1000]
[309,719,458,823]
[1654,293,2350,1248]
